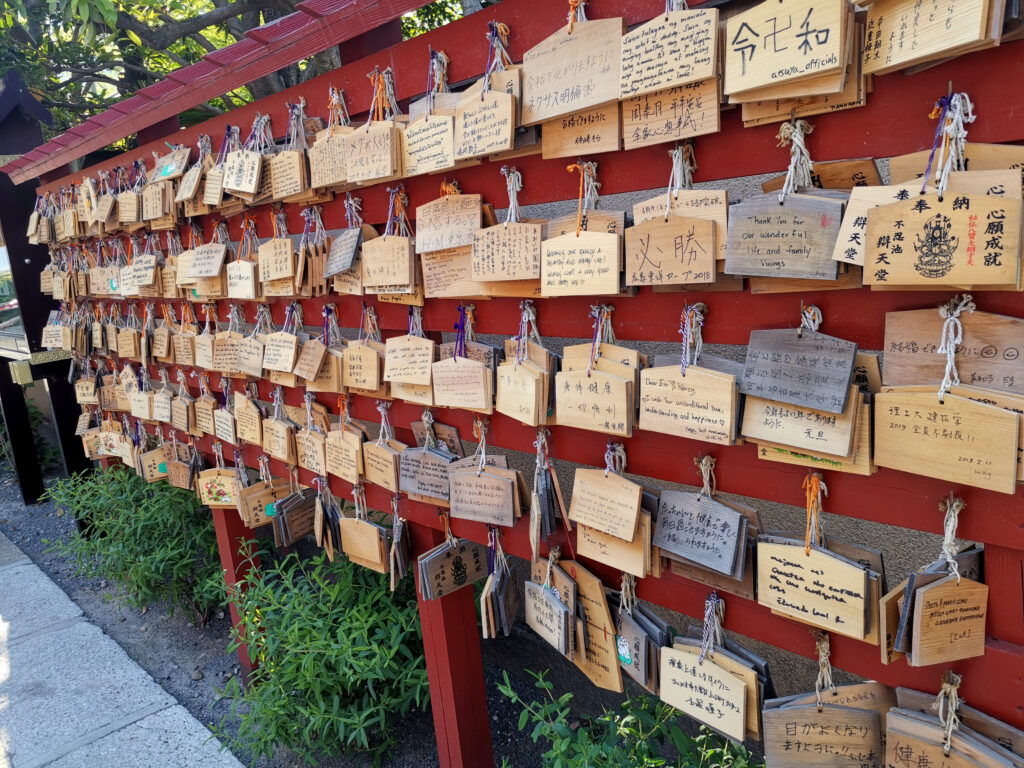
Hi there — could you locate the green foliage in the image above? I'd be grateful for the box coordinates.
[498,669,760,768]
[25,387,60,469]
[402,0,461,39]
[43,466,225,622]
[216,545,429,765]
[0,385,63,471]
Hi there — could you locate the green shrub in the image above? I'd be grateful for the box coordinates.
[217,546,429,765]
[498,669,760,768]
[43,466,226,623]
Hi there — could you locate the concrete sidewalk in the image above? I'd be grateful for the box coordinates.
[0,531,245,768]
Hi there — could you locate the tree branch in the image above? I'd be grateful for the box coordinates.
[114,0,288,51]
[188,33,216,53]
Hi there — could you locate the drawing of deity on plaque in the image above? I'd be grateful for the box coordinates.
[914,213,958,279]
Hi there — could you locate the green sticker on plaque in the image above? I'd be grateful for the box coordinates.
[264,502,277,517]
[191,288,200,297]
[157,462,167,473]
[109,278,118,290]
[616,635,632,664]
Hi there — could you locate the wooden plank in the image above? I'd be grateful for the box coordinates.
[761,159,882,193]
[625,216,715,286]
[520,18,625,126]
[741,328,857,414]
[756,539,869,639]
[874,389,1019,493]
[862,0,990,75]
[541,102,621,159]
[741,386,859,458]
[883,309,1024,399]
[910,574,988,667]
[724,0,846,95]
[725,194,844,281]
[653,490,743,575]
[620,79,720,151]
[618,8,717,98]
[864,194,1022,287]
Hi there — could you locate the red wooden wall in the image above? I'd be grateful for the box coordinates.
[37,1,1024,765]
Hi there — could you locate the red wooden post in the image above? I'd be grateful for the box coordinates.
[412,522,494,768]
[210,506,258,671]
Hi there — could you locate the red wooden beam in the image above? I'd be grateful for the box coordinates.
[211,506,258,670]
[412,523,494,768]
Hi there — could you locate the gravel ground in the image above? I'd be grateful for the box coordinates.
[0,470,637,768]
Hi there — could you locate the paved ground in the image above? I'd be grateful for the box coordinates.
[0,530,244,768]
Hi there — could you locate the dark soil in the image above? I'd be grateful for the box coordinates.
[0,470,637,768]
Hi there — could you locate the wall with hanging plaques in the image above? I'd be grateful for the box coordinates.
[28,0,1024,761]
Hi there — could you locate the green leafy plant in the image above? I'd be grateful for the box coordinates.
[0,385,61,471]
[43,466,225,623]
[26,391,60,469]
[498,669,759,768]
[216,545,429,766]
[401,0,461,39]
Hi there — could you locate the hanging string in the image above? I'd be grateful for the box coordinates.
[620,572,636,616]
[603,441,626,477]
[813,630,837,710]
[248,304,273,339]
[303,391,320,433]
[366,66,400,127]
[364,304,381,343]
[567,0,587,33]
[220,376,232,411]
[698,592,724,664]
[270,385,285,421]
[803,471,827,555]
[695,454,716,497]
[285,97,309,151]
[473,417,489,474]
[481,21,512,97]
[353,483,368,520]
[453,304,469,360]
[376,400,394,445]
[542,545,561,589]
[425,47,450,117]
[515,300,542,366]
[777,119,814,204]
[586,305,603,376]
[566,162,600,236]
[501,166,522,225]
[408,306,425,338]
[799,303,822,337]
[421,408,438,449]
[310,205,327,248]
[242,113,273,155]
[383,185,412,238]
[679,302,706,375]
[664,143,696,220]
[938,493,965,583]
[327,85,351,136]
[344,193,363,229]
[932,670,963,756]
[937,294,975,402]
[924,92,975,199]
